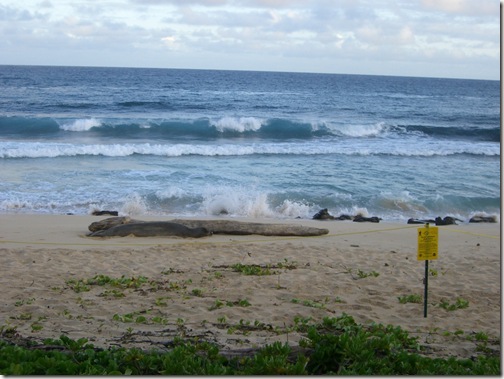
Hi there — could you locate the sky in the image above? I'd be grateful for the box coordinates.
[0,0,500,80]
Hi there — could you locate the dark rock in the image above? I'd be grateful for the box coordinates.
[336,214,353,220]
[312,208,335,220]
[407,218,436,224]
[435,216,463,225]
[353,215,381,223]
[92,210,119,216]
[469,215,497,223]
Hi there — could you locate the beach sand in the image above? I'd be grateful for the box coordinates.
[0,214,500,359]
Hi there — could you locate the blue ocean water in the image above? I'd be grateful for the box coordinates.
[0,65,500,221]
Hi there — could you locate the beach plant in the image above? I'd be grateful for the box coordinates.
[191,288,203,297]
[237,299,251,307]
[151,316,170,325]
[112,311,149,324]
[209,299,225,311]
[30,323,43,332]
[438,298,469,311]
[276,258,298,270]
[87,274,148,289]
[154,297,169,307]
[169,281,184,290]
[65,275,148,293]
[340,265,379,280]
[75,297,95,306]
[293,316,313,332]
[231,263,274,276]
[161,268,184,275]
[65,279,90,293]
[14,313,32,321]
[430,268,449,276]
[209,298,251,311]
[98,289,125,298]
[0,315,500,375]
[356,269,380,279]
[398,294,423,304]
[0,324,17,339]
[474,332,489,342]
[14,298,35,307]
[61,309,73,319]
[291,298,326,309]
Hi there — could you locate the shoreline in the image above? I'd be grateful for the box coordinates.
[0,213,500,359]
[0,213,499,247]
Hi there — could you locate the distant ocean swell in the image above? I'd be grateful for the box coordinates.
[0,116,499,142]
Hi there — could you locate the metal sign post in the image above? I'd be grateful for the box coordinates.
[417,223,439,318]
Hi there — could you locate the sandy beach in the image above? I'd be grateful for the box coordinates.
[0,214,500,359]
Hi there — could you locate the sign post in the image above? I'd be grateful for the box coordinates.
[417,223,439,317]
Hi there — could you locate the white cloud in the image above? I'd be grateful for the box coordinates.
[421,0,496,17]
[0,0,498,79]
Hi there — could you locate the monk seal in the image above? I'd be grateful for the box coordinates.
[88,221,212,238]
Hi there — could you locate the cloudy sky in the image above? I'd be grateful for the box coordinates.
[0,0,500,80]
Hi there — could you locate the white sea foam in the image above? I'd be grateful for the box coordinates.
[1,198,34,211]
[200,186,276,218]
[59,118,102,131]
[275,200,313,218]
[120,193,147,216]
[156,187,188,199]
[330,122,388,137]
[0,139,500,159]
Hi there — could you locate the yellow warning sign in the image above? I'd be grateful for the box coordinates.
[417,225,439,260]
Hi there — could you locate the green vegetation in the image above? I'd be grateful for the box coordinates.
[14,298,35,307]
[0,314,499,375]
[229,259,298,276]
[340,265,379,280]
[438,298,469,311]
[209,298,251,311]
[65,275,148,293]
[191,288,203,297]
[398,294,423,304]
[356,269,380,278]
[231,263,275,276]
[291,298,327,309]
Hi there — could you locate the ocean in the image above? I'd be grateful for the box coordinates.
[0,65,500,222]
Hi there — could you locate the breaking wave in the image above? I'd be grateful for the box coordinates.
[0,116,499,142]
[0,139,499,159]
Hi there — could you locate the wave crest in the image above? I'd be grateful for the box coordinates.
[0,140,499,159]
[211,116,263,133]
[0,116,499,142]
[59,118,102,131]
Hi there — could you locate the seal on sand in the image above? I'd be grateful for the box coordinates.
[88,221,211,238]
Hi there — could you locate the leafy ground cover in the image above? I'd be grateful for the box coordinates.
[0,314,499,375]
